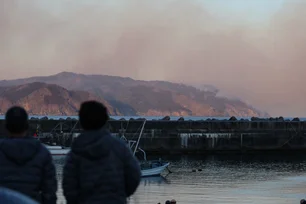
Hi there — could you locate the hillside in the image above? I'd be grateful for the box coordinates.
[0,72,268,116]
[0,82,120,115]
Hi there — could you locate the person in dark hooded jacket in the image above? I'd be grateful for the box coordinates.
[62,101,141,204]
[0,106,57,204]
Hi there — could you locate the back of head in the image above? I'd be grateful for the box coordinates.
[79,101,109,131]
[5,106,29,136]
[0,187,38,204]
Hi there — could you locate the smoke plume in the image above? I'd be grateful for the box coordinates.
[0,0,306,116]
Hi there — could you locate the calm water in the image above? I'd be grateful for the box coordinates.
[54,155,306,204]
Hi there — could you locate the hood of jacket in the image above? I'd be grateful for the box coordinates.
[0,137,40,165]
[71,128,112,159]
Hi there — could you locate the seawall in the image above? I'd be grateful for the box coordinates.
[1,116,306,154]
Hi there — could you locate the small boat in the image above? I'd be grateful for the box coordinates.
[121,120,171,177]
[34,129,71,156]
[44,144,70,156]
[141,160,170,177]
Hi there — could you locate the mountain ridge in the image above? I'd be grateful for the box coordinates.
[0,82,120,115]
[0,72,269,117]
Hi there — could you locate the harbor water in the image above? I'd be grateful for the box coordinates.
[54,155,306,204]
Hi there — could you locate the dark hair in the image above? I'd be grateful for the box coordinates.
[5,106,29,134]
[79,101,109,130]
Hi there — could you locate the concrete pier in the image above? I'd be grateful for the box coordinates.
[1,117,306,154]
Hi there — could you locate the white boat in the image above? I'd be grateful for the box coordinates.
[44,144,70,156]
[121,120,171,177]
[141,160,170,177]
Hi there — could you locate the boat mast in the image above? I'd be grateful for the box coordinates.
[133,120,146,156]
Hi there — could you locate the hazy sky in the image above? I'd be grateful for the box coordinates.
[1,0,306,116]
[200,0,284,23]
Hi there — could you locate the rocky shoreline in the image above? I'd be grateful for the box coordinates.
[28,116,302,122]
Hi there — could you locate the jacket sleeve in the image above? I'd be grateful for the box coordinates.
[124,145,141,197]
[41,150,57,204]
[62,152,78,204]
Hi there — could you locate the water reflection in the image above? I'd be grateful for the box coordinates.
[54,154,306,204]
[141,176,170,186]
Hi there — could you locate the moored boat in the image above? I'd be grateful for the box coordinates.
[121,120,171,177]
[141,160,170,177]
[44,144,70,156]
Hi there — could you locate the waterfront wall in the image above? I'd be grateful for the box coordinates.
[1,117,306,154]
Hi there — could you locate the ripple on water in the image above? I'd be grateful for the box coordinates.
[53,155,306,204]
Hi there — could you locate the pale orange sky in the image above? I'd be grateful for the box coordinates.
[0,0,306,117]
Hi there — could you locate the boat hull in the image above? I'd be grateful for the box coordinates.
[44,145,70,156]
[49,149,70,156]
[141,162,170,177]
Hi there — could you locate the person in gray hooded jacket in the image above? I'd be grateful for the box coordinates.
[62,101,141,204]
